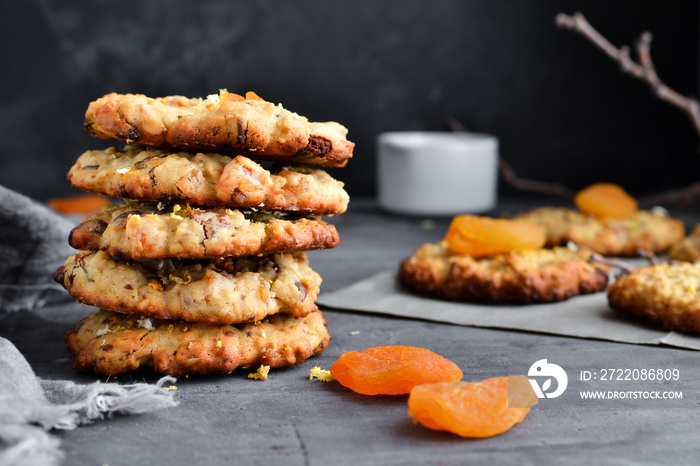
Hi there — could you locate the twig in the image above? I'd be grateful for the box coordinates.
[555,12,700,137]
[498,157,576,199]
[637,182,700,206]
[589,253,635,274]
[447,117,577,199]
[556,12,700,206]
[482,13,700,205]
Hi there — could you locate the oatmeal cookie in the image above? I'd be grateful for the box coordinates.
[516,207,684,256]
[607,262,700,333]
[65,309,330,376]
[84,91,354,167]
[668,225,700,263]
[399,241,609,304]
[54,250,321,324]
[67,146,349,214]
[69,202,339,259]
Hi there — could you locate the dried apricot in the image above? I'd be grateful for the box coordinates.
[445,215,546,258]
[221,91,263,103]
[407,376,537,438]
[574,183,637,219]
[245,91,264,101]
[329,346,463,395]
[222,91,245,102]
[48,194,111,215]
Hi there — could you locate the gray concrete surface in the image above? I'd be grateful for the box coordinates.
[3,198,700,465]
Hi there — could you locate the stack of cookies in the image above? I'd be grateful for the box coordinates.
[54,90,353,376]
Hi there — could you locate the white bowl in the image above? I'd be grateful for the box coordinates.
[377,131,499,216]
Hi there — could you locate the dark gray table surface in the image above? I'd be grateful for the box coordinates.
[3,198,700,466]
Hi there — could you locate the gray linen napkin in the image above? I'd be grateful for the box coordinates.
[0,337,177,466]
[0,185,76,312]
[0,186,178,465]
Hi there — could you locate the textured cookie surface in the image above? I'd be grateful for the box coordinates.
[399,241,609,304]
[55,250,321,324]
[65,309,330,376]
[668,225,700,263]
[84,91,354,167]
[68,146,349,214]
[70,202,340,259]
[516,207,684,257]
[607,262,700,333]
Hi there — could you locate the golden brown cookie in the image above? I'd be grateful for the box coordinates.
[607,262,700,333]
[668,225,700,263]
[67,146,349,215]
[84,91,354,167]
[69,202,340,260]
[65,309,330,376]
[516,207,684,257]
[399,241,609,304]
[54,250,320,324]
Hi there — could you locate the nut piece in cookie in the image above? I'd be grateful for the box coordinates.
[69,201,340,259]
[55,250,321,325]
[67,146,349,214]
[65,309,330,376]
[607,262,700,333]
[83,91,354,167]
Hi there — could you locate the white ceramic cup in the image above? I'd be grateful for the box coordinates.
[377,131,499,216]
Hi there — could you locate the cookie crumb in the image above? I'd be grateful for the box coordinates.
[309,366,332,382]
[248,365,270,381]
[137,316,155,330]
[420,220,436,230]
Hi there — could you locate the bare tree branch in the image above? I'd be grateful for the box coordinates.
[498,157,576,199]
[556,12,700,136]
[447,118,577,199]
[450,17,700,210]
[637,182,700,206]
[552,12,700,206]
[449,116,700,206]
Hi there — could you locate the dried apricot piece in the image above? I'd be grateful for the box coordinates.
[445,215,546,258]
[245,91,264,101]
[574,183,637,219]
[407,376,537,438]
[329,346,463,395]
[48,194,111,215]
[222,91,245,102]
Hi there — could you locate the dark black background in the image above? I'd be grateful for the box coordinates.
[1,1,697,203]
